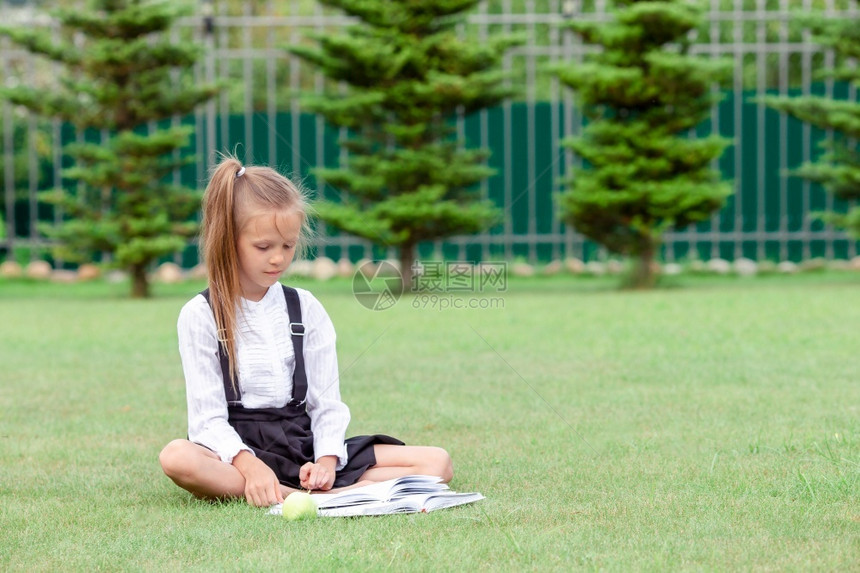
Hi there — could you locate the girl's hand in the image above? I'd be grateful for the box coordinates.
[299,456,337,491]
[232,450,284,507]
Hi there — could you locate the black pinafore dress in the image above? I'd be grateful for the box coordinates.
[202,285,403,489]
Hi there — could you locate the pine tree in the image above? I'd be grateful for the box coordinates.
[764,4,860,238]
[0,0,220,297]
[550,0,733,288]
[289,0,521,289]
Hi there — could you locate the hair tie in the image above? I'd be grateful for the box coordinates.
[236,166,246,178]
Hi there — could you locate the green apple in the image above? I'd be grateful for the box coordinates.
[282,492,318,521]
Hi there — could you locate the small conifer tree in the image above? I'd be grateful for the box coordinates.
[289,0,521,288]
[764,4,860,237]
[550,0,733,288]
[0,0,220,297]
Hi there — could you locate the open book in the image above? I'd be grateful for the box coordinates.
[268,475,484,517]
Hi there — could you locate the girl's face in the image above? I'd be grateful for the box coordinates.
[236,208,302,301]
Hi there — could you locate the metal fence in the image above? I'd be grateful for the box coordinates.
[1,0,858,265]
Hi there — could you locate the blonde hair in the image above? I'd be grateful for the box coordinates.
[200,155,313,383]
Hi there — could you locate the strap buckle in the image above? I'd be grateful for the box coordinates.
[289,322,306,336]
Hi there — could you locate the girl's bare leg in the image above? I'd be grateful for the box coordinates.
[160,441,453,500]
[358,445,453,483]
[159,439,299,501]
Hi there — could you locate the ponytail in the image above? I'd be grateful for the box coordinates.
[201,157,245,384]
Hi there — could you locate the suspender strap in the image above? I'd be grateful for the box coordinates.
[199,285,308,408]
[281,285,308,406]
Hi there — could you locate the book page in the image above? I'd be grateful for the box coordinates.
[267,475,483,517]
[421,492,485,512]
[317,492,485,517]
[312,475,446,509]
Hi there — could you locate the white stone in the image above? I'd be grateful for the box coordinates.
[662,263,683,276]
[799,257,826,272]
[564,258,585,274]
[51,269,78,283]
[105,270,128,284]
[777,261,798,274]
[542,260,563,276]
[706,258,731,274]
[336,258,354,278]
[511,262,535,277]
[286,259,313,278]
[733,258,757,277]
[757,260,777,274]
[189,264,208,280]
[154,262,184,283]
[310,256,337,281]
[354,258,376,277]
[77,263,101,281]
[850,256,860,271]
[25,260,52,280]
[606,260,625,275]
[584,261,606,276]
[0,260,23,278]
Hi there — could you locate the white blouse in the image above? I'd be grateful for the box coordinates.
[177,284,350,468]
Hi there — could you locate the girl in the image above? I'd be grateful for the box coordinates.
[159,157,453,507]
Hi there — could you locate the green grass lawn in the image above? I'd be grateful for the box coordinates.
[1,273,858,571]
